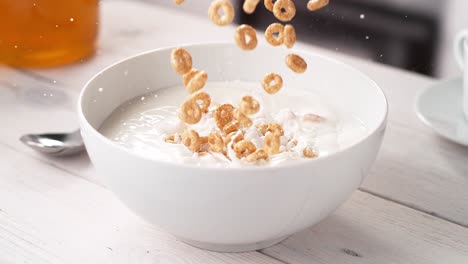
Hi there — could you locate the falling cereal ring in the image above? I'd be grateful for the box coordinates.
[208,0,235,26]
[262,72,283,94]
[179,99,202,124]
[191,91,211,113]
[171,48,192,75]
[285,54,307,73]
[235,24,258,50]
[265,23,284,46]
[307,0,329,11]
[284,24,296,48]
[273,0,296,22]
[183,69,208,94]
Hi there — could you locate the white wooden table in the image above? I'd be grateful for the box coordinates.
[1,1,468,263]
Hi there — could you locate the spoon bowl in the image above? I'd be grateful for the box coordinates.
[20,130,85,156]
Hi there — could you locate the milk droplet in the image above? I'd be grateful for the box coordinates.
[70,18,74,22]
[154,94,159,98]
[141,96,145,101]
[55,25,59,28]
[124,70,128,76]
[43,93,47,97]
[14,45,18,49]
[360,14,365,19]
[365,36,370,40]
[52,80,57,83]
[98,87,104,92]
[49,93,53,97]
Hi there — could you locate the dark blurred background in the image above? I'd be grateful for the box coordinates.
[154,0,468,79]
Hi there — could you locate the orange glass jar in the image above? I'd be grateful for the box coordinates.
[0,0,99,68]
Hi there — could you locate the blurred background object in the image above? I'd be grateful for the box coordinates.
[153,0,468,78]
[0,0,99,68]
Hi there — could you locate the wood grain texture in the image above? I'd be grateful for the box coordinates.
[262,191,468,264]
[0,145,284,264]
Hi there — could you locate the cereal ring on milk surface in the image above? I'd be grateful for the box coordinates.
[208,0,235,26]
[223,120,240,134]
[303,113,325,122]
[273,0,296,22]
[208,132,225,153]
[303,147,317,158]
[179,99,202,124]
[165,134,181,144]
[262,72,283,94]
[307,0,329,11]
[264,0,276,12]
[285,54,307,73]
[257,122,284,136]
[264,133,280,155]
[284,24,296,48]
[246,148,269,162]
[234,109,253,128]
[191,91,211,113]
[240,96,260,115]
[243,0,260,14]
[182,129,202,152]
[265,23,284,46]
[214,104,235,130]
[234,140,257,158]
[171,48,192,75]
[225,132,244,147]
[235,25,258,50]
[183,69,208,94]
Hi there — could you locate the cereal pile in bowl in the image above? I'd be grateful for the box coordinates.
[166,0,330,164]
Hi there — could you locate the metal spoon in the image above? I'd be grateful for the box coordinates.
[20,130,85,156]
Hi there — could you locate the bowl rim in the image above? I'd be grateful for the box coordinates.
[78,42,388,171]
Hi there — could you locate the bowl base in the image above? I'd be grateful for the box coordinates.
[178,235,288,253]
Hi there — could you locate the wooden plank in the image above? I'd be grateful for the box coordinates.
[0,145,285,264]
[262,191,468,264]
[2,0,468,226]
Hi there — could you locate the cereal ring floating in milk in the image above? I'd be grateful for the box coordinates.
[246,148,269,162]
[258,122,284,136]
[307,0,329,11]
[214,104,235,130]
[262,72,283,94]
[264,133,280,155]
[234,109,253,128]
[182,129,202,152]
[208,132,225,153]
[285,54,307,73]
[179,99,202,124]
[171,48,192,75]
[265,23,284,46]
[183,69,208,94]
[240,95,260,115]
[165,134,180,144]
[243,0,261,14]
[284,24,296,48]
[191,91,211,113]
[225,132,244,147]
[208,0,235,26]
[303,147,317,158]
[235,24,258,50]
[223,120,240,134]
[234,140,256,158]
[273,0,296,22]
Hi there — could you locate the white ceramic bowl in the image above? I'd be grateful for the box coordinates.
[78,43,387,252]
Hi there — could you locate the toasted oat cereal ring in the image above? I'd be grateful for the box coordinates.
[303,147,317,158]
[179,99,202,124]
[243,0,260,14]
[264,0,276,12]
[171,48,192,75]
[235,24,258,51]
[234,140,257,158]
[225,132,244,146]
[273,0,296,22]
[214,104,235,129]
[182,129,202,152]
[257,122,284,136]
[223,120,240,134]
[286,54,307,73]
[262,72,283,94]
[303,113,324,122]
[284,24,296,48]
[240,95,260,115]
[208,0,235,26]
[191,91,211,113]
[264,133,280,155]
[234,109,253,127]
[265,23,284,46]
[174,0,184,5]
[208,132,225,153]
[183,69,208,94]
[246,148,269,162]
[307,0,329,11]
[165,134,180,144]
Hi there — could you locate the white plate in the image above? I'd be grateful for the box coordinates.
[416,78,468,146]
